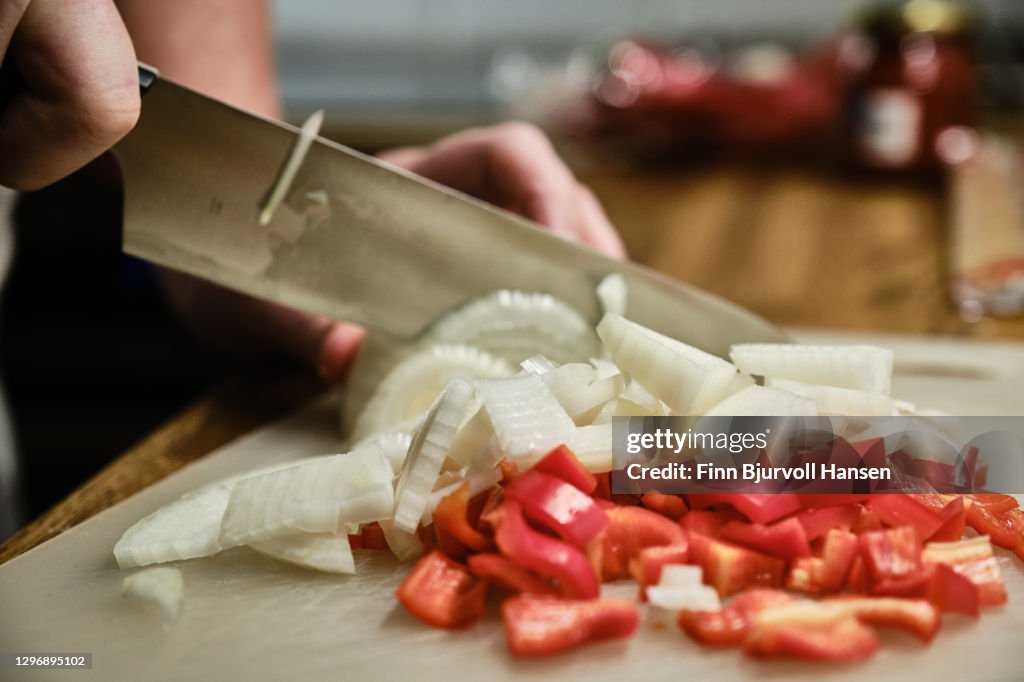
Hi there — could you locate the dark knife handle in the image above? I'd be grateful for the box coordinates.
[137,63,158,95]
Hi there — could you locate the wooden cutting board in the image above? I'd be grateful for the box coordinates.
[2,331,1024,682]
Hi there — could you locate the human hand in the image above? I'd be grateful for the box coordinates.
[378,122,626,259]
[0,0,140,190]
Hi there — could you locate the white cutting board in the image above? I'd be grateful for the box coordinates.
[2,331,1024,682]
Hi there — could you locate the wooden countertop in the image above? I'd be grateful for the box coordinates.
[2,162,1023,565]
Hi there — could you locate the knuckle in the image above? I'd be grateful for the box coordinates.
[495,120,549,148]
[72,80,141,148]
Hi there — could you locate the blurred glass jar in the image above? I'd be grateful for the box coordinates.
[844,0,977,174]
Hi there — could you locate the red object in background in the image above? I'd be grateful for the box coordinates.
[844,0,977,173]
[578,1,975,172]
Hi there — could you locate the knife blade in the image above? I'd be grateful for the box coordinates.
[117,67,787,357]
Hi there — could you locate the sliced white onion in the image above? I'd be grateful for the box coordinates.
[379,519,423,562]
[590,357,622,380]
[765,378,895,416]
[446,406,496,469]
[520,354,559,375]
[351,344,511,442]
[658,564,705,588]
[259,109,323,226]
[476,374,576,460]
[114,457,328,569]
[349,431,413,475]
[122,567,185,622]
[250,532,355,574]
[597,273,628,318]
[537,362,625,424]
[393,379,474,532]
[647,584,721,612]
[730,343,893,395]
[597,313,740,414]
[425,290,600,364]
[703,385,818,417]
[219,451,395,548]
[340,333,411,437]
[566,424,614,472]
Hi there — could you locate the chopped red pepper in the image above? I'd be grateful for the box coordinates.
[719,517,811,560]
[434,484,492,559]
[688,493,801,525]
[591,505,687,580]
[929,496,966,543]
[966,493,1019,515]
[629,543,689,600]
[922,536,1008,607]
[796,493,869,509]
[359,522,389,550]
[965,501,1018,550]
[678,509,742,537]
[859,526,928,596]
[640,492,688,520]
[467,553,557,596]
[504,470,609,548]
[533,445,597,494]
[927,562,980,618]
[787,529,859,595]
[743,604,880,661]
[822,596,941,642]
[794,503,860,542]
[396,550,487,629]
[502,595,639,657]
[494,501,599,599]
[867,494,945,541]
[688,532,786,598]
[678,588,794,646]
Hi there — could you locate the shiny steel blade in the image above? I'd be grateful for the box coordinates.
[117,76,787,357]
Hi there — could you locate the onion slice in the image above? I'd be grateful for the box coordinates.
[122,567,185,622]
[765,378,896,416]
[250,532,355,574]
[597,313,741,414]
[730,343,893,394]
[476,374,575,460]
[704,385,818,417]
[393,379,474,532]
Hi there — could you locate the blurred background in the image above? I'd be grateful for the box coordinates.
[4,0,1024,527]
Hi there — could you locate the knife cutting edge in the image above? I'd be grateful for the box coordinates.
[117,65,788,357]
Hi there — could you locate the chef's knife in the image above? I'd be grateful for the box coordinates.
[118,65,787,357]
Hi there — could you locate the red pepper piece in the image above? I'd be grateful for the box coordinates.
[787,528,859,595]
[532,445,597,494]
[678,509,741,537]
[504,470,609,548]
[965,503,1024,555]
[928,496,966,542]
[688,493,801,525]
[794,504,860,541]
[822,596,941,642]
[859,526,928,596]
[502,595,639,658]
[852,505,884,533]
[640,492,688,520]
[494,501,599,599]
[678,588,794,646]
[591,505,687,580]
[927,562,980,618]
[396,550,487,629]
[467,553,557,596]
[359,522,389,550]
[719,517,811,560]
[922,537,1008,607]
[966,493,1019,515]
[688,532,786,598]
[433,484,492,559]
[629,543,689,601]
[592,472,612,500]
[743,607,880,661]
[867,494,945,540]
[497,459,520,485]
